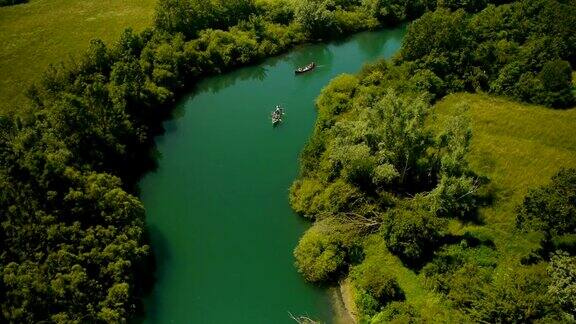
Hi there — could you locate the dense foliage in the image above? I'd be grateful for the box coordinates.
[399,0,576,107]
[291,0,576,322]
[290,60,482,320]
[548,251,576,316]
[517,168,576,255]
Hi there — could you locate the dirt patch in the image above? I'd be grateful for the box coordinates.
[329,278,357,324]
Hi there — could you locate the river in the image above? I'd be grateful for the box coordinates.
[140,26,406,323]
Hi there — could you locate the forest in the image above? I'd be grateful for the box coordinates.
[290,0,576,322]
[0,0,574,322]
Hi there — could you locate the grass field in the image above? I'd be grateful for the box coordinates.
[434,93,576,261]
[354,93,576,321]
[0,0,156,115]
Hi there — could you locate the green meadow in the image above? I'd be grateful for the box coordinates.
[0,0,156,115]
[435,93,576,260]
[350,93,576,321]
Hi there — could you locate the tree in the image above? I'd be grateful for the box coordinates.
[294,0,338,39]
[469,264,561,322]
[438,0,489,13]
[381,207,446,267]
[294,224,347,283]
[155,0,212,37]
[516,168,576,237]
[154,0,256,38]
[538,60,574,107]
[361,0,408,24]
[400,9,470,63]
[350,258,404,317]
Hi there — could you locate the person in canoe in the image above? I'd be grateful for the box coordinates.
[295,62,316,74]
[271,105,285,125]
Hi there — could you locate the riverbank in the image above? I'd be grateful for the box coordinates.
[329,279,357,324]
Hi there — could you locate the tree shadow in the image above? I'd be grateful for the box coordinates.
[196,64,269,94]
[396,231,496,272]
[453,175,496,226]
[132,225,171,323]
[441,232,496,250]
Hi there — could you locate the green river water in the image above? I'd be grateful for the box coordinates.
[140,26,406,323]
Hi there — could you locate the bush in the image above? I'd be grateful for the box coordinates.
[409,69,446,99]
[289,178,325,217]
[372,301,421,323]
[469,264,561,322]
[538,60,574,107]
[294,224,347,283]
[381,207,446,267]
[548,251,576,315]
[350,258,404,317]
[516,168,576,237]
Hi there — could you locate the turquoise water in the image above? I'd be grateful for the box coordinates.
[140,27,406,323]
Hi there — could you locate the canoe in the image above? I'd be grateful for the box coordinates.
[271,107,284,125]
[295,62,316,74]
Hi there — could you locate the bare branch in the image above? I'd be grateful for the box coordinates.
[288,312,321,324]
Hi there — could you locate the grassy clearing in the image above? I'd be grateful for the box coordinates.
[361,235,465,322]
[353,93,576,322]
[0,0,156,115]
[434,93,576,262]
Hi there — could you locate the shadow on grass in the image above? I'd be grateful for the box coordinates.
[394,230,497,272]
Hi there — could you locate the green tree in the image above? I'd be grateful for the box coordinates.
[154,0,255,38]
[294,224,347,283]
[381,207,446,267]
[538,60,574,107]
[470,264,561,322]
[351,258,404,317]
[294,0,338,38]
[516,168,576,237]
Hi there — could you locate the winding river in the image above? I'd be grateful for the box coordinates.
[140,26,406,323]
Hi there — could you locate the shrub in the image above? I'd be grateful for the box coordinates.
[372,301,421,323]
[538,60,574,107]
[294,224,347,283]
[516,168,576,237]
[381,207,446,267]
[469,264,561,322]
[548,251,576,315]
[350,258,404,317]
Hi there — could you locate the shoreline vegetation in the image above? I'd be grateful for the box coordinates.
[290,0,575,322]
[0,0,574,323]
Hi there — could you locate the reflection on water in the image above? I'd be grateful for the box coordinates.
[200,65,269,94]
[290,45,334,69]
